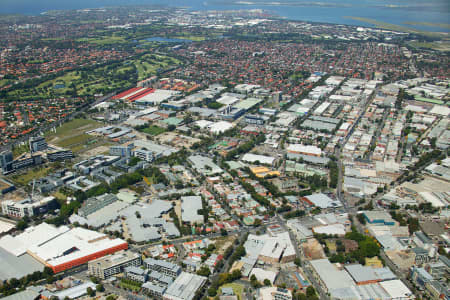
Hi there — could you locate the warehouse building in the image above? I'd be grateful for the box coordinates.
[163,272,207,300]
[0,223,128,273]
[181,196,203,225]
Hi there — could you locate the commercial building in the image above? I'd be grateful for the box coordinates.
[88,250,141,279]
[46,150,74,162]
[1,196,57,218]
[0,178,15,195]
[143,282,168,299]
[163,272,207,300]
[148,270,174,287]
[110,143,134,157]
[133,140,178,162]
[2,154,43,174]
[0,150,13,171]
[144,258,182,278]
[245,114,269,125]
[125,266,148,282]
[29,136,48,153]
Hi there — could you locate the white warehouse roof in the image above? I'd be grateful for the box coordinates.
[241,153,275,165]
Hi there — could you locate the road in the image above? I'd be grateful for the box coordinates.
[336,87,379,209]
[276,213,329,300]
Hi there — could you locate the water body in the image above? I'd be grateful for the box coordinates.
[0,0,448,32]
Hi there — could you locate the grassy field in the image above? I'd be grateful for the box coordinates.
[133,54,182,81]
[12,143,29,159]
[45,118,104,152]
[219,283,245,300]
[10,166,53,186]
[75,35,126,45]
[172,35,206,41]
[4,52,181,100]
[139,125,166,136]
[119,282,141,292]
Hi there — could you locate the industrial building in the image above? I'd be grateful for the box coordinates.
[163,272,207,300]
[181,196,204,225]
[188,155,224,176]
[301,193,342,209]
[78,193,118,218]
[287,144,322,157]
[244,231,296,264]
[0,223,128,273]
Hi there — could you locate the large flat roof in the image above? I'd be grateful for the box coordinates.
[181,196,203,224]
[309,259,354,290]
[0,223,70,257]
[163,272,206,300]
[379,280,413,299]
[89,250,139,269]
[27,227,127,267]
[0,247,44,281]
[241,153,275,165]
[304,193,342,209]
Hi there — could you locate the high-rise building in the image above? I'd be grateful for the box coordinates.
[29,136,48,153]
[0,151,13,170]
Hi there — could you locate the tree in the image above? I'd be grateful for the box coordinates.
[306,286,316,298]
[197,266,211,277]
[407,217,419,235]
[17,219,28,231]
[263,279,271,286]
[90,276,100,284]
[96,284,104,292]
[86,287,95,297]
[208,287,217,297]
[357,213,367,225]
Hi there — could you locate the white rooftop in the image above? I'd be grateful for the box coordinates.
[241,153,275,165]
[27,227,126,267]
[379,280,413,299]
[0,223,70,257]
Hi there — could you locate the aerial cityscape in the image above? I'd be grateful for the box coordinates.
[0,2,448,300]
